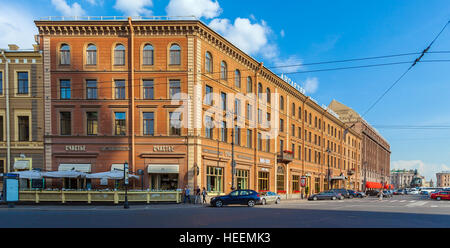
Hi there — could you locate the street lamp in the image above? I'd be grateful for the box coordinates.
[124,161,129,209]
[326,148,331,189]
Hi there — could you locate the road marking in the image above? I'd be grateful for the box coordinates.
[406,201,427,207]
[391,200,398,202]
[400,200,406,202]
[431,205,438,208]
[409,200,416,203]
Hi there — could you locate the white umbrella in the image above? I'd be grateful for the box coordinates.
[86,171,139,179]
[42,170,87,178]
[9,170,43,179]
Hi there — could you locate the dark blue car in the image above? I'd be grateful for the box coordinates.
[210,189,261,207]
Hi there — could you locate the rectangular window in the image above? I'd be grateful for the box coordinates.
[169,112,181,135]
[247,129,252,148]
[143,49,154,65]
[266,135,270,152]
[298,127,301,139]
[169,80,181,99]
[143,80,154,99]
[234,99,241,118]
[115,80,126,99]
[59,112,71,136]
[86,80,97,99]
[205,116,213,139]
[279,139,284,152]
[0,116,3,141]
[206,166,223,192]
[246,104,252,120]
[257,132,262,151]
[87,50,96,65]
[0,71,3,95]
[143,112,154,136]
[280,119,284,132]
[258,109,262,123]
[291,124,295,136]
[86,112,98,135]
[298,145,301,160]
[258,171,269,192]
[114,112,126,136]
[60,50,70,65]
[221,92,227,111]
[220,121,227,142]
[60,80,71,99]
[17,72,29,95]
[234,126,241,145]
[205,85,213,105]
[236,169,249,190]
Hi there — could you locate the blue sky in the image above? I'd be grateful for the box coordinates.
[1,0,450,181]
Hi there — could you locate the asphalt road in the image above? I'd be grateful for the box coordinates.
[1,195,449,228]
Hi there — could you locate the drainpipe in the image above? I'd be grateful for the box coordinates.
[1,50,10,174]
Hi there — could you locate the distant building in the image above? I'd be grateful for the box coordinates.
[436,172,450,187]
[390,169,424,189]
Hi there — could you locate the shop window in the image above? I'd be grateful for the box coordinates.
[315,177,320,193]
[143,80,154,99]
[206,166,223,193]
[18,116,30,141]
[60,79,71,99]
[17,72,29,95]
[114,112,126,136]
[143,44,154,65]
[60,44,70,65]
[143,112,154,136]
[236,169,249,190]
[258,171,269,192]
[114,80,126,99]
[169,44,181,65]
[60,112,71,136]
[114,44,126,65]
[86,112,98,135]
[292,175,300,193]
[169,79,181,99]
[277,166,285,193]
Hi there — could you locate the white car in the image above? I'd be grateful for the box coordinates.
[408,190,419,195]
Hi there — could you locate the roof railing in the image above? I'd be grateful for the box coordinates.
[38,16,198,21]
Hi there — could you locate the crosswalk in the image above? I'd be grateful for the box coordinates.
[363,198,450,208]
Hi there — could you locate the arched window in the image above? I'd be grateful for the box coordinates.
[86,44,97,65]
[205,52,212,73]
[169,44,181,65]
[114,44,125,65]
[220,61,227,80]
[247,77,252,93]
[258,83,263,99]
[280,96,284,110]
[234,69,241,88]
[143,44,154,65]
[60,44,70,65]
[266,88,271,103]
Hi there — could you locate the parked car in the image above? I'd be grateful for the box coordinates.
[408,189,419,195]
[330,188,351,198]
[347,189,366,198]
[210,189,261,207]
[430,191,450,201]
[393,189,404,195]
[260,191,281,205]
[366,190,380,196]
[308,191,341,201]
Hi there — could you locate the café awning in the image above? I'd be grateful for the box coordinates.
[366,181,383,189]
[58,164,91,173]
[14,160,31,170]
[86,170,139,179]
[147,164,179,174]
[42,170,87,178]
[10,170,42,179]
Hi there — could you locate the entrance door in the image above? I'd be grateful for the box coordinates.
[150,173,178,190]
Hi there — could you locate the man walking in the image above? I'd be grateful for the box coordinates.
[184,186,191,204]
[202,187,208,204]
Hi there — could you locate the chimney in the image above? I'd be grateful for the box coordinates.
[8,44,19,51]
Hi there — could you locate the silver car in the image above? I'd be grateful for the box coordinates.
[260,191,281,205]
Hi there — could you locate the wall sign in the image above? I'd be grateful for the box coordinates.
[65,145,86,151]
[153,145,175,152]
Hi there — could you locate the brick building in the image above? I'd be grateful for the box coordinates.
[328,99,391,190]
[35,18,362,196]
[436,171,450,188]
[0,44,44,189]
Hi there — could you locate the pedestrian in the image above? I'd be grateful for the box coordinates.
[202,187,208,204]
[184,186,191,204]
[195,186,201,204]
[378,190,383,201]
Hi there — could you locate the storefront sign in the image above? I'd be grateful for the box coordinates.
[280,74,306,95]
[300,177,306,187]
[153,145,175,152]
[259,158,270,164]
[65,145,86,151]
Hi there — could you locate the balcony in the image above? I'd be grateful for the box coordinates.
[277,150,294,163]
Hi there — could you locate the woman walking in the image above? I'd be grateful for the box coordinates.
[202,187,207,204]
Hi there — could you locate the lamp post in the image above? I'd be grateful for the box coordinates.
[124,161,129,209]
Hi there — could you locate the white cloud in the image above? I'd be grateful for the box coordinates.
[303,77,319,94]
[0,4,37,49]
[114,0,153,17]
[391,160,450,182]
[280,29,285,38]
[166,0,222,19]
[51,0,86,16]
[209,17,276,59]
[273,55,303,73]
